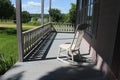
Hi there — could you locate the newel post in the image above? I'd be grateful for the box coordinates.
[16,0,24,62]
[49,0,52,23]
[41,0,44,25]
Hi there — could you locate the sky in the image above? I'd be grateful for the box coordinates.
[10,0,76,14]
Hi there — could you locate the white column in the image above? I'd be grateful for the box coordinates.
[16,0,24,62]
[41,0,44,25]
[49,0,52,22]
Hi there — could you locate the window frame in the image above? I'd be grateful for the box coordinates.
[76,0,100,38]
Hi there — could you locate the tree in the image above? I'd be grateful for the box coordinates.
[22,11,31,23]
[49,8,62,22]
[0,0,15,21]
[61,14,69,23]
[68,3,76,24]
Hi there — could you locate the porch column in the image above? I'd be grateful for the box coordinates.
[16,0,24,62]
[49,0,52,22]
[41,0,44,25]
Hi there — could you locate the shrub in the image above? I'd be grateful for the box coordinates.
[26,22,41,26]
[0,54,16,75]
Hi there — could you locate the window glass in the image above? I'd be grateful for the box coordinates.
[77,0,99,37]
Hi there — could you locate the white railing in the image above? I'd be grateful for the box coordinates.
[22,23,52,57]
[22,22,75,59]
[52,22,75,33]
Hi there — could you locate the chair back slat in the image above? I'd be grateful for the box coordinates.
[70,23,87,50]
[74,30,84,50]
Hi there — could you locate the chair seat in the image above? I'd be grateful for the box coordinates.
[59,43,78,51]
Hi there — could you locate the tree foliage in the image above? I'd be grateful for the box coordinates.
[61,14,69,23]
[0,0,15,20]
[68,3,76,24]
[48,3,76,23]
[49,8,62,22]
[22,11,31,23]
[30,14,40,21]
[30,14,49,22]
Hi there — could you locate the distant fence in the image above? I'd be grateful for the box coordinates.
[52,22,75,33]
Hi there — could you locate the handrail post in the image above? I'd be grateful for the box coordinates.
[49,0,52,22]
[41,0,44,25]
[16,0,24,62]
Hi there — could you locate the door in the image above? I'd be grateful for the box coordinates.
[111,14,120,79]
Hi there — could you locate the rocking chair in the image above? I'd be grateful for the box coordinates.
[57,24,88,64]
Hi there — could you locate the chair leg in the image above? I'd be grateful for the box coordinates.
[57,48,61,59]
[78,50,82,58]
[67,51,71,58]
[71,52,74,61]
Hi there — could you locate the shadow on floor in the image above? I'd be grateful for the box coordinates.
[38,65,108,80]
[1,71,25,80]
[25,32,77,62]
[8,65,21,71]
[25,32,57,62]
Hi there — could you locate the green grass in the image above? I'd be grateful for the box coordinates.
[0,27,30,59]
[0,34,18,59]
[0,28,17,75]
[0,21,41,27]
[0,28,18,57]
[23,21,41,26]
[0,21,14,25]
[0,27,30,75]
[0,54,16,75]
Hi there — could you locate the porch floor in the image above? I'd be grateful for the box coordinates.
[0,33,110,80]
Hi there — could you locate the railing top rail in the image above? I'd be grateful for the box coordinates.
[22,23,51,34]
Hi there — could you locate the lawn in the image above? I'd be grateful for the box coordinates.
[0,21,38,75]
[0,21,41,28]
[0,27,18,74]
[0,28,18,59]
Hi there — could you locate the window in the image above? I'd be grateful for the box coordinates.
[77,0,100,38]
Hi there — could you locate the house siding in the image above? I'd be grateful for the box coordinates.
[77,0,120,79]
[95,0,119,65]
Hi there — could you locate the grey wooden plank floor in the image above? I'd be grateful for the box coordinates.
[0,33,110,80]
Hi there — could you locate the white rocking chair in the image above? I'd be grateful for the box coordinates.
[57,24,86,64]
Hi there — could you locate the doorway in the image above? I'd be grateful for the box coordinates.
[111,14,120,79]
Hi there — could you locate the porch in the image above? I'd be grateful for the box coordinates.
[0,32,110,80]
[0,0,116,79]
